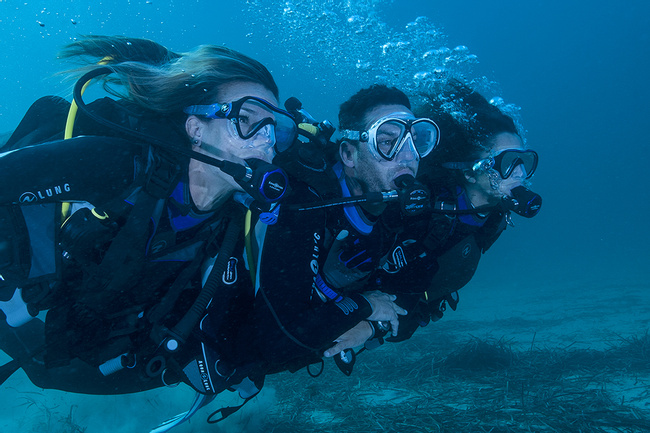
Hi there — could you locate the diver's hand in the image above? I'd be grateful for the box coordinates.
[324,321,373,357]
[323,230,374,289]
[362,290,407,337]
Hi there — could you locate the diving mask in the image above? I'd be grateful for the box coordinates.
[184,96,298,153]
[472,149,538,179]
[340,113,440,161]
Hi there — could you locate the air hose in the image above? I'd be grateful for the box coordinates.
[166,216,242,346]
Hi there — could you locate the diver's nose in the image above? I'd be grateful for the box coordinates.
[396,134,420,163]
[255,123,276,146]
[510,163,527,179]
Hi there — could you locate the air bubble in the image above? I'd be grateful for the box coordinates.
[414,71,430,80]
[356,60,371,70]
[489,97,505,106]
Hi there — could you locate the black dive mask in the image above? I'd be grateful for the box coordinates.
[395,174,430,216]
[72,67,291,208]
[502,186,542,218]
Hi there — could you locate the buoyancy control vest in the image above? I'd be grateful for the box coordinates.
[0,95,249,384]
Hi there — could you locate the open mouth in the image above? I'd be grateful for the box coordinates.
[392,169,415,188]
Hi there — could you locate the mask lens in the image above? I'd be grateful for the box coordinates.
[235,98,296,153]
[272,111,298,153]
[374,120,405,160]
[372,118,440,160]
[495,150,538,179]
[233,98,297,152]
[236,99,275,137]
[411,119,440,158]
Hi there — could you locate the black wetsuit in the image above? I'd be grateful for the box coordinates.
[0,99,251,394]
[218,161,419,377]
[376,186,508,342]
[203,176,378,376]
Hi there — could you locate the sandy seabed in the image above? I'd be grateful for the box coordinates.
[1,280,648,433]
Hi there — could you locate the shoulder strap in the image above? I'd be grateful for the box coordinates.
[147,217,225,329]
[475,210,507,252]
[167,208,243,345]
[0,206,32,286]
[75,188,166,313]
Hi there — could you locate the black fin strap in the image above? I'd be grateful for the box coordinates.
[0,359,21,386]
[307,359,324,378]
[0,342,47,386]
[206,395,256,424]
[169,213,242,343]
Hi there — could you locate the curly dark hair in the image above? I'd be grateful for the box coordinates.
[415,80,520,188]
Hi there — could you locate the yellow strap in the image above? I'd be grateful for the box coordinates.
[61,83,88,223]
[298,122,319,136]
[64,57,112,140]
[244,210,257,285]
[59,203,72,227]
[63,80,89,140]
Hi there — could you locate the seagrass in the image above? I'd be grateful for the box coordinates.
[263,331,650,432]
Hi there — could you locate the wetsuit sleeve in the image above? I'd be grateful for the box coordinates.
[0,136,143,206]
[253,186,372,363]
[376,249,439,295]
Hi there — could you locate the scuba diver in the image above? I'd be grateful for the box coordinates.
[366,79,542,344]
[277,81,541,367]
[0,34,301,429]
[216,84,441,377]
[0,36,406,431]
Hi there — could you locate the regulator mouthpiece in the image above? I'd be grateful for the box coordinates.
[503,186,542,218]
[395,174,430,216]
[238,158,290,204]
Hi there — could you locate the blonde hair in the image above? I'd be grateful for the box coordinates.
[61,35,279,115]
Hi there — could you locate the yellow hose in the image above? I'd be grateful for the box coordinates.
[61,57,113,224]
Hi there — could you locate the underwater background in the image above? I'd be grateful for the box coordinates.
[1,1,649,432]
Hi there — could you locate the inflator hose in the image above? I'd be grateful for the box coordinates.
[169,217,242,343]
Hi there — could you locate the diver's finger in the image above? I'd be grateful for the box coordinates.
[337,230,349,241]
[390,316,400,337]
[324,341,345,358]
[395,306,408,316]
[328,230,349,254]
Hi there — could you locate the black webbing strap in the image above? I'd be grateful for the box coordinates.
[147,220,224,328]
[206,394,257,424]
[168,214,242,344]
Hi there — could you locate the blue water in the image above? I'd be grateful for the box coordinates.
[2,0,648,290]
[1,1,649,431]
